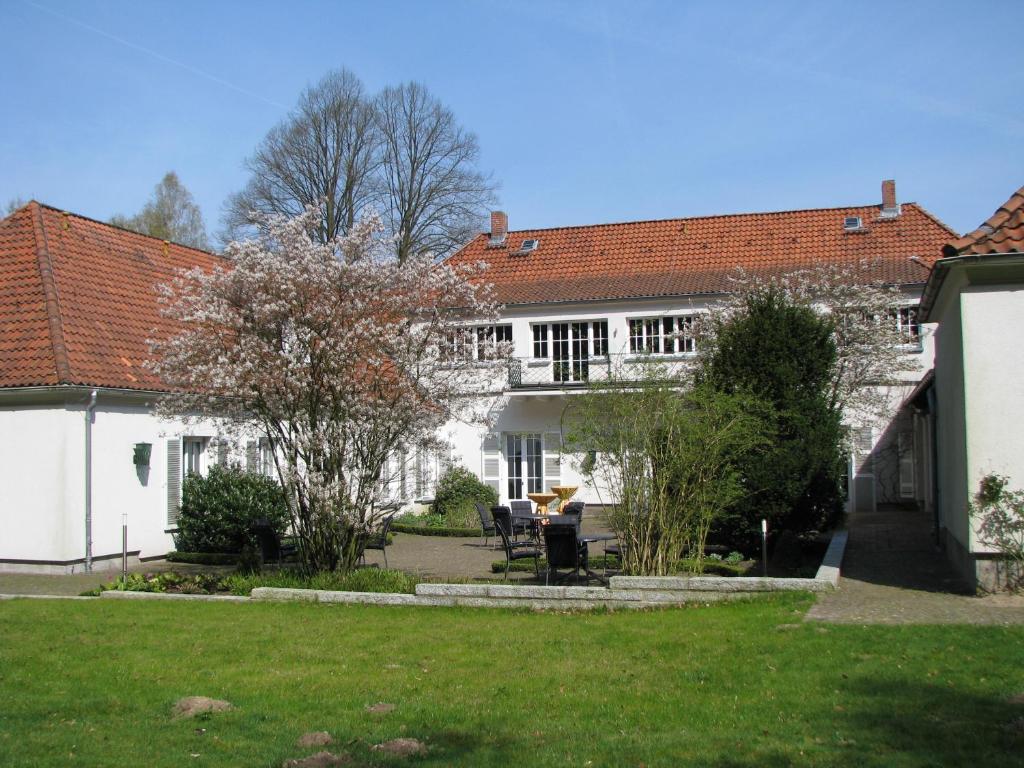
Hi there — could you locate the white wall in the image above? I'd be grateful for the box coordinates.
[0,389,231,572]
[961,285,1024,552]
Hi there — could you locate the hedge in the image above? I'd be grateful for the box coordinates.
[166,551,239,566]
[391,523,481,538]
[491,555,750,576]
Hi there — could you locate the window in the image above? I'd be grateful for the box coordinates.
[258,438,275,476]
[843,216,863,231]
[592,320,609,356]
[444,323,512,361]
[517,239,539,253]
[182,437,205,479]
[894,305,920,345]
[532,323,548,358]
[629,315,698,354]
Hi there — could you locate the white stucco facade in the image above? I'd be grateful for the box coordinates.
[0,387,232,573]
[433,291,932,511]
[921,254,1024,588]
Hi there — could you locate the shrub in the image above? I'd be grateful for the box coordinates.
[973,473,1024,590]
[166,551,238,566]
[174,464,290,554]
[432,466,497,529]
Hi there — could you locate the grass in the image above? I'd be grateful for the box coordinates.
[1,596,1022,767]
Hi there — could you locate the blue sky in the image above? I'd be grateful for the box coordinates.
[1,0,1022,239]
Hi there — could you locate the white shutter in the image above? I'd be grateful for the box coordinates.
[482,433,500,496]
[853,427,874,473]
[898,432,915,498]
[166,438,181,527]
[246,440,258,472]
[216,438,229,466]
[543,432,561,489]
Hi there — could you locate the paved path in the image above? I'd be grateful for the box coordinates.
[807,505,1024,625]
[0,517,614,595]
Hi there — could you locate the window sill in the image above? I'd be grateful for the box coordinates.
[623,353,698,363]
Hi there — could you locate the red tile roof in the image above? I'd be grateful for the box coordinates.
[0,202,225,390]
[943,185,1024,257]
[446,202,956,305]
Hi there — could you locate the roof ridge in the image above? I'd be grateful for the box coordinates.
[32,200,224,259]
[904,201,959,240]
[29,202,73,383]
[471,201,923,238]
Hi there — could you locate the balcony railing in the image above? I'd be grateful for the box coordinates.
[506,353,693,390]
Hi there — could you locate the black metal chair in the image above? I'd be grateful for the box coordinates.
[491,505,528,539]
[492,508,541,580]
[560,501,585,530]
[475,501,496,547]
[253,518,297,567]
[510,499,538,540]
[542,523,589,585]
[361,513,395,569]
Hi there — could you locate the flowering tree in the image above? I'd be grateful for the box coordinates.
[706,262,921,423]
[153,207,500,572]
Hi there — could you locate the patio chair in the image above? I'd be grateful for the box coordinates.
[543,523,589,585]
[510,499,538,539]
[475,501,496,547]
[561,501,585,529]
[493,509,542,581]
[253,518,297,568]
[491,505,528,539]
[361,513,395,569]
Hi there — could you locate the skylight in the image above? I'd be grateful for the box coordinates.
[518,239,539,253]
[843,216,863,231]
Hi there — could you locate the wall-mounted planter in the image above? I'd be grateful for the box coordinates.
[133,442,152,467]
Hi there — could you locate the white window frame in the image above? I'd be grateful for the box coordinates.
[628,315,698,355]
[182,436,207,479]
[444,323,512,362]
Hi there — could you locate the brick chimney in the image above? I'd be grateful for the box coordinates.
[490,211,508,243]
[880,179,900,218]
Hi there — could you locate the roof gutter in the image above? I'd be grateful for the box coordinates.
[919,251,1024,322]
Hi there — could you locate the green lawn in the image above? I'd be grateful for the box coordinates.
[1,595,1021,767]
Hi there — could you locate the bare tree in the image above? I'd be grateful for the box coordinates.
[4,197,28,216]
[222,69,379,245]
[376,81,497,261]
[222,72,498,258]
[111,172,209,249]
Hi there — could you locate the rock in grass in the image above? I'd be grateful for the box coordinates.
[296,731,334,748]
[365,702,395,714]
[173,696,233,718]
[282,751,350,767]
[372,738,427,757]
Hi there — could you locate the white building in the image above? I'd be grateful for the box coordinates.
[0,203,252,573]
[439,181,953,511]
[0,183,955,571]
[916,185,1024,589]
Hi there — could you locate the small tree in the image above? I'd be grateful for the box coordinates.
[111,171,209,249]
[153,206,501,572]
[565,363,769,576]
[699,288,844,545]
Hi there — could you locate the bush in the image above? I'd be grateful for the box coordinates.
[432,466,497,529]
[221,568,418,596]
[166,551,238,566]
[973,473,1024,590]
[174,465,290,554]
[391,522,479,537]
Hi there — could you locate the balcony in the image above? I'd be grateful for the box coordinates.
[505,353,693,391]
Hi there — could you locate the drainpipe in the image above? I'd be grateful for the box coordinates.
[926,386,941,548]
[85,389,98,572]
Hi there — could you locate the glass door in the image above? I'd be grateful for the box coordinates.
[505,433,543,499]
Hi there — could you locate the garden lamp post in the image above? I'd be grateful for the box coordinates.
[761,519,768,577]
